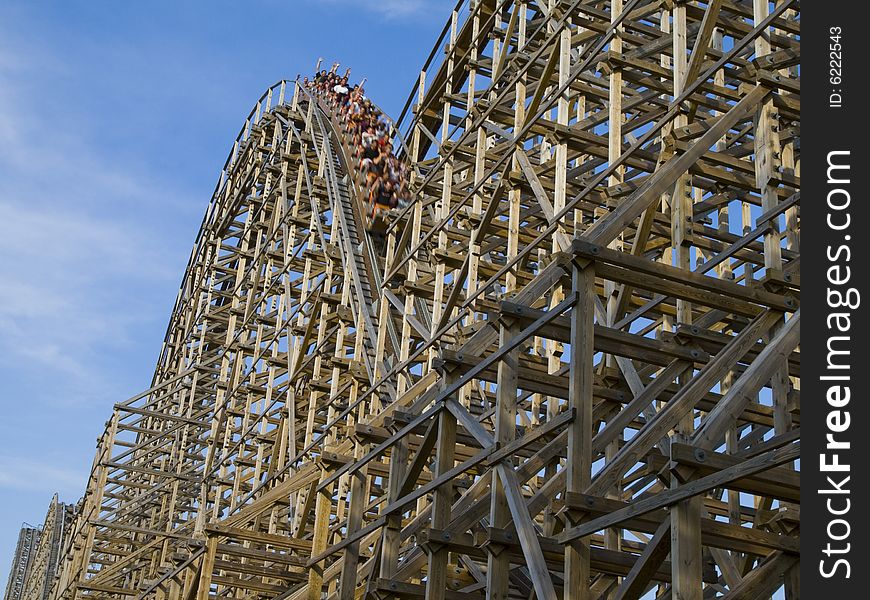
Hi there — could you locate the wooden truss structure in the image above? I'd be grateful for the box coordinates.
[4,496,73,600]
[39,1,800,599]
[5,526,40,600]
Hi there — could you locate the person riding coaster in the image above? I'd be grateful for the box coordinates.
[303,65,411,234]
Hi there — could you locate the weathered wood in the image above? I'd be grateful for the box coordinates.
[486,320,519,600]
[565,262,594,600]
[560,442,799,542]
[29,4,802,599]
[612,517,671,600]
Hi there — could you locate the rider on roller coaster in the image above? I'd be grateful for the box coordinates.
[306,64,410,217]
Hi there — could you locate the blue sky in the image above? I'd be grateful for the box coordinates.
[0,0,450,584]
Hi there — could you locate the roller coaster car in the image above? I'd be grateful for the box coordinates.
[366,203,391,235]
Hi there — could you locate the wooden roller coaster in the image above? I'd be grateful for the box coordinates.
[14,1,801,599]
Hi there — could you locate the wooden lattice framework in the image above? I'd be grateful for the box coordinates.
[33,1,800,600]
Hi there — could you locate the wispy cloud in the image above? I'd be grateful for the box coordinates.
[312,0,453,20]
[0,37,191,408]
[0,455,88,498]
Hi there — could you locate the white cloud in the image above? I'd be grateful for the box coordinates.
[0,36,191,408]
[0,455,88,498]
[313,0,452,20]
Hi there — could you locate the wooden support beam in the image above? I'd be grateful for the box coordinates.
[31,5,802,599]
[612,517,671,600]
[424,408,457,600]
[565,261,594,600]
[560,442,799,542]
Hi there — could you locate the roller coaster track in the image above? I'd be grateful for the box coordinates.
[25,2,800,600]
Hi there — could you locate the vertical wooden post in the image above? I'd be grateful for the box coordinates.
[338,467,366,600]
[196,536,217,600]
[606,0,624,336]
[565,261,593,600]
[379,440,408,580]
[307,481,333,600]
[400,70,427,387]
[486,320,519,600]
[668,5,703,595]
[605,0,625,568]
[424,407,456,600]
[429,9,458,369]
